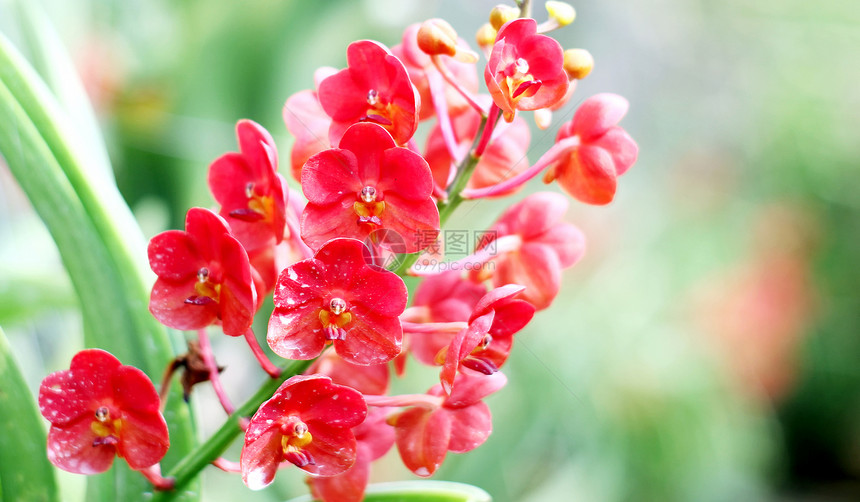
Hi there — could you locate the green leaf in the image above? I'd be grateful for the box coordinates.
[0,32,197,501]
[0,327,59,502]
[12,0,114,182]
[286,481,493,502]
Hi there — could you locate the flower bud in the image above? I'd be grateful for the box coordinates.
[545,1,576,27]
[489,4,519,31]
[418,18,479,63]
[417,18,458,57]
[563,48,594,80]
[476,23,498,50]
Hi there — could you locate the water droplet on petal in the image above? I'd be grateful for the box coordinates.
[367,89,379,106]
[95,406,110,422]
[329,297,347,315]
[360,186,377,203]
[515,57,529,75]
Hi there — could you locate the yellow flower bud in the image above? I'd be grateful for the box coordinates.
[476,23,498,50]
[546,1,576,26]
[489,4,520,31]
[563,48,594,80]
[417,19,459,57]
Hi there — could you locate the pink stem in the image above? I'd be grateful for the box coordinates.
[138,464,175,491]
[401,305,431,322]
[409,234,522,277]
[363,393,444,409]
[426,69,461,164]
[244,328,282,379]
[473,104,501,158]
[212,457,242,473]
[197,329,235,416]
[401,320,468,334]
[432,55,486,116]
[462,135,580,199]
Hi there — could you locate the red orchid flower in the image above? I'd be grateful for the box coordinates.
[307,406,395,502]
[208,119,288,252]
[241,375,367,489]
[301,122,439,254]
[38,349,169,474]
[484,18,569,122]
[439,284,535,394]
[283,67,336,182]
[389,371,506,477]
[544,93,639,204]
[267,238,407,365]
[469,192,585,310]
[405,271,486,367]
[305,353,395,501]
[318,40,420,145]
[391,23,478,122]
[424,106,531,196]
[148,207,257,336]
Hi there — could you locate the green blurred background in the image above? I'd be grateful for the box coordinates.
[1,0,859,500]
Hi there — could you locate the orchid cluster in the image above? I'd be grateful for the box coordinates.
[38,2,637,500]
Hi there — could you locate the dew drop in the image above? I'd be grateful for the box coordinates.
[366,89,379,106]
[480,334,493,350]
[515,57,529,75]
[360,186,377,203]
[294,422,308,438]
[95,406,110,422]
[329,297,347,315]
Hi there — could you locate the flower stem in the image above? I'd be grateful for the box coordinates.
[431,55,485,117]
[150,358,313,502]
[392,116,489,276]
[401,321,468,334]
[138,464,175,491]
[461,135,579,199]
[198,329,235,416]
[243,328,282,378]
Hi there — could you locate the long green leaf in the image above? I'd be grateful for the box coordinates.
[0,327,59,502]
[0,32,160,374]
[0,34,196,500]
[12,0,114,182]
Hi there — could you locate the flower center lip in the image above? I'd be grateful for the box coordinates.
[319,297,352,341]
[186,267,222,305]
[280,416,315,467]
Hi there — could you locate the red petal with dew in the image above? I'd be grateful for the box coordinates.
[335,308,403,366]
[148,230,201,281]
[149,276,219,331]
[240,426,282,490]
[39,349,120,425]
[302,149,361,206]
[47,417,115,474]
